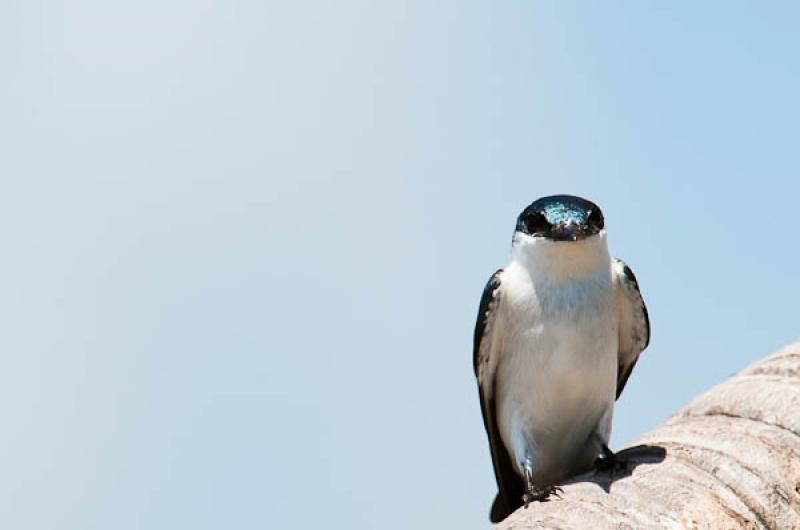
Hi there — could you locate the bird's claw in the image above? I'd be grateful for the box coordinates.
[594,442,628,475]
[594,453,627,474]
[523,485,563,508]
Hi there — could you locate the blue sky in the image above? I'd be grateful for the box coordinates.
[2,2,799,529]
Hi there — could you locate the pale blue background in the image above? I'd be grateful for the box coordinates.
[2,2,799,529]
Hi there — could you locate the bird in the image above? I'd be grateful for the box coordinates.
[473,194,650,523]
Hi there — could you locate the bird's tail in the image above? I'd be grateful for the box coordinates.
[490,493,512,523]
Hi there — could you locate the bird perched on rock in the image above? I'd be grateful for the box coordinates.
[474,195,650,523]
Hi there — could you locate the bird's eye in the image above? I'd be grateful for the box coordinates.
[523,211,550,235]
[588,209,604,229]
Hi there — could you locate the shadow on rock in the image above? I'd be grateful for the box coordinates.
[567,444,667,494]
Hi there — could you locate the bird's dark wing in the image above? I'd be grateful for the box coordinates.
[474,269,524,523]
[473,269,502,377]
[612,258,650,400]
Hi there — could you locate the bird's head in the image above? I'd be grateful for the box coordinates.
[511,195,610,281]
[515,195,605,242]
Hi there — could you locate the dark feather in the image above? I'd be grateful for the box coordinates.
[473,270,525,522]
[473,270,502,375]
[613,259,650,400]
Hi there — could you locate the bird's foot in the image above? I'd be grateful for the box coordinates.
[522,485,563,508]
[594,445,627,474]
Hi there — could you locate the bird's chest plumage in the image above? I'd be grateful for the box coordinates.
[495,265,617,484]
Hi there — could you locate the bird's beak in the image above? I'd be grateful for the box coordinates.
[550,221,586,241]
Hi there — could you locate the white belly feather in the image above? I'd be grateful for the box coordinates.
[495,259,618,485]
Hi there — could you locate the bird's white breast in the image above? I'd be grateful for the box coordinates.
[494,235,618,485]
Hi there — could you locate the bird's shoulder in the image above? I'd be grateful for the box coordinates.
[473,268,505,378]
[612,258,649,344]
[612,257,642,290]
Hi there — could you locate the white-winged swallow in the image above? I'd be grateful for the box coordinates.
[473,195,650,522]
